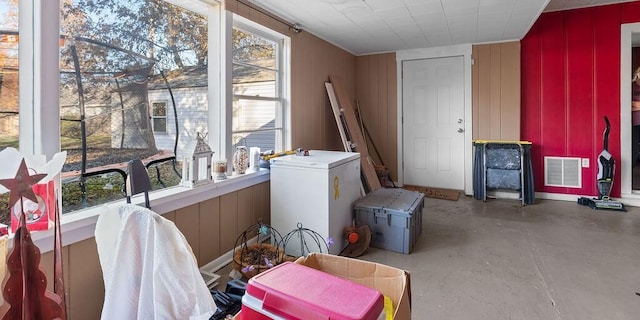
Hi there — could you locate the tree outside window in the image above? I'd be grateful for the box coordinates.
[0,0,19,152]
[59,0,208,212]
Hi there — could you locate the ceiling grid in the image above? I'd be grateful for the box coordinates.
[248,0,638,55]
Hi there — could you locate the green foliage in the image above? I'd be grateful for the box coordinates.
[0,161,182,225]
[0,136,19,149]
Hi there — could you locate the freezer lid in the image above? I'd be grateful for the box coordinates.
[270,150,360,169]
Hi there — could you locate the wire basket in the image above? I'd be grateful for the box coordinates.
[232,220,286,279]
[282,223,331,258]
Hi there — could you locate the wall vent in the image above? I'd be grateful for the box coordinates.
[544,157,581,188]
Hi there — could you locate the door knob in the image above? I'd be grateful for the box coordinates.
[458,128,464,133]
[457,119,463,124]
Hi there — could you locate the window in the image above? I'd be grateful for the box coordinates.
[0,0,19,152]
[4,0,289,219]
[151,101,168,133]
[231,19,289,153]
[59,0,208,212]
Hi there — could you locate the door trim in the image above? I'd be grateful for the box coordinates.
[396,44,473,195]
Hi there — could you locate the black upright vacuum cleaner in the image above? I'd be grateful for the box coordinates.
[578,116,626,211]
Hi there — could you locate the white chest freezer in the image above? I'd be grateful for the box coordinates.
[270,150,361,255]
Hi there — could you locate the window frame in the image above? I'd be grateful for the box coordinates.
[229,14,291,154]
[14,0,292,215]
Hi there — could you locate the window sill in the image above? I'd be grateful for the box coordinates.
[29,169,270,253]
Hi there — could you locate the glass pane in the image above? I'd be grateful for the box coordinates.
[60,0,208,213]
[233,29,276,68]
[153,102,166,116]
[232,99,276,132]
[233,64,276,97]
[232,98,276,152]
[233,131,275,153]
[0,0,19,152]
[153,118,166,132]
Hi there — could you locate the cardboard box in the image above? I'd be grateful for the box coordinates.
[234,253,411,320]
[295,253,411,320]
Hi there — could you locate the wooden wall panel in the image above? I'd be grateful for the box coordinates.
[163,210,176,222]
[39,248,70,311]
[500,43,521,139]
[566,9,595,196]
[540,13,568,193]
[262,181,271,224]
[621,1,640,23]
[62,182,270,319]
[471,45,491,139]
[219,192,239,253]
[199,197,220,266]
[175,204,201,261]
[354,53,398,182]
[489,45,502,138]
[521,3,633,197]
[67,238,103,320]
[471,41,521,141]
[521,19,544,197]
[237,187,254,235]
[253,182,267,224]
[594,4,622,196]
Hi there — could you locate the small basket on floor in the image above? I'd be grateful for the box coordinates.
[231,221,285,279]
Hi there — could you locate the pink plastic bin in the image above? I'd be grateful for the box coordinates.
[241,262,383,320]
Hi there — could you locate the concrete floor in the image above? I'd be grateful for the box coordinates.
[358,196,640,320]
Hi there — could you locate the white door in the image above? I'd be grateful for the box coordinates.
[402,56,465,190]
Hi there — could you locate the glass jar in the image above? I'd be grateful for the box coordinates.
[214,160,227,180]
[233,146,249,174]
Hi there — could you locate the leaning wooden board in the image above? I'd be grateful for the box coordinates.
[325,83,353,153]
[328,76,382,192]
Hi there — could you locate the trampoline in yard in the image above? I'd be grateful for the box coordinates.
[59,35,181,207]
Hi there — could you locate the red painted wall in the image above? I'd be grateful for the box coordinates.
[521,2,640,197]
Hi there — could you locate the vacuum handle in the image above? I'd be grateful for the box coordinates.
[603,116,610,151]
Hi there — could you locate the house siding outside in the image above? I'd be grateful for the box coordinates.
[148,86,208,159]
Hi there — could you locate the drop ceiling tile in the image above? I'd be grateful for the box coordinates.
[248,0,628,55]
[406,2,444,14]
[364,0,403,12]
[376,6,412,18]
[445,7,479,17]
[402,0,439,6]
[384,16,417,26]
[442,0,481,10]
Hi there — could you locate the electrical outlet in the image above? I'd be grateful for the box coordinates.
[582,158,589,168]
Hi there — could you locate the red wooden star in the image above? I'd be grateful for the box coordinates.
[0,159,46,208]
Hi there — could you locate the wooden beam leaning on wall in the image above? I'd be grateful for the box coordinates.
[327,76,382,193]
